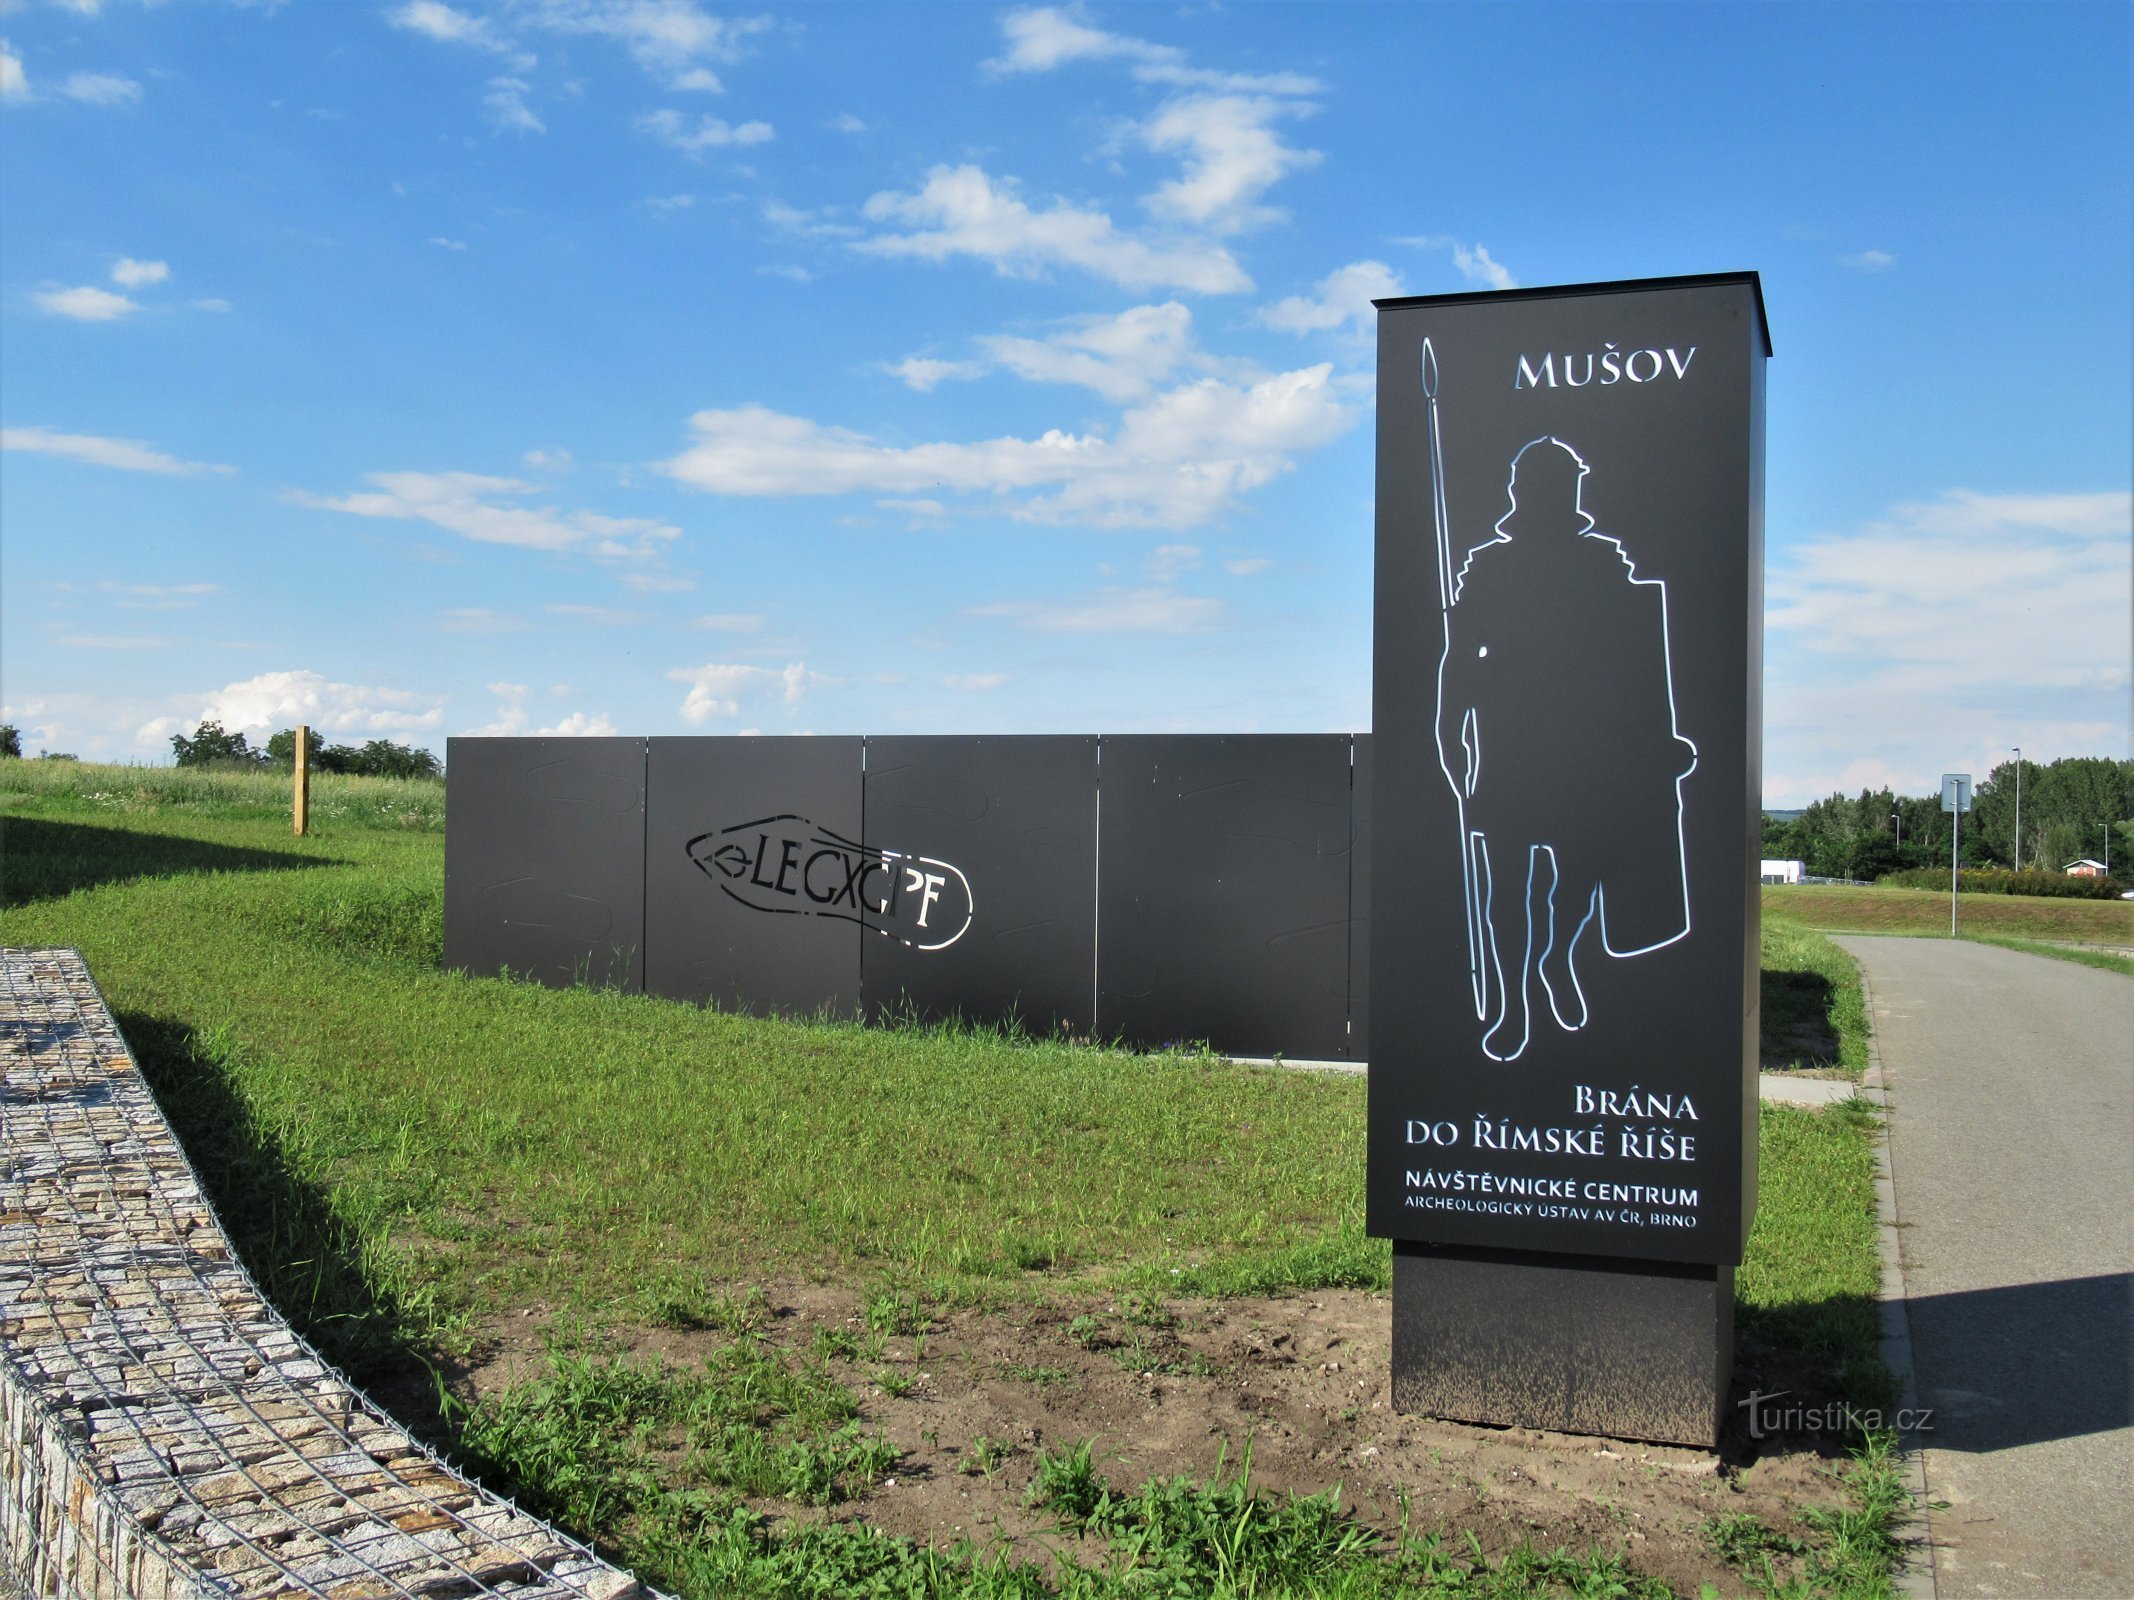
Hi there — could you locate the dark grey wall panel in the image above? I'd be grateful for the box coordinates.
[644,737,863,1017]
[1097,735,1352,1059]
[861,736,1098,1034]
[443,736,646,992]
[1349,734,1372,1061]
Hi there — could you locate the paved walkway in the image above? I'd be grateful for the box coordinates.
[1837,937,2133,1598]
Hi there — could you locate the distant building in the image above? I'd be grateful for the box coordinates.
[2065,859,2110,878]
[1761,859,1805,885]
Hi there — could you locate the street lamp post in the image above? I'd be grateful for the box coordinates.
[2106,823,2113,877]
[2012,746,2023,873]
[1892,809,1902,854]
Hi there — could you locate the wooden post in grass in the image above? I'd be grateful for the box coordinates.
[293,724,311,836]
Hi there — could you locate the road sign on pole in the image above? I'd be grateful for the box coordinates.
[1941,772,1972,935]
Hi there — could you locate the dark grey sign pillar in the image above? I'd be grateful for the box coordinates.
[1368,275,1769,1446]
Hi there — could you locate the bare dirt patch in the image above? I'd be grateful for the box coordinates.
[409,1280,1869,1596]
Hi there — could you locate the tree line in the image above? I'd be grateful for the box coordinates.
[169,720,443,780]
[1765,756,2133,880]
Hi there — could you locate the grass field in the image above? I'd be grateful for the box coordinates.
[1765,881,2134,944]
[0,752,446,829]
[2,764,1910,1597]
[1957,934,2134,977]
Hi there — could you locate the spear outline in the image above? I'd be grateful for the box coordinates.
[1422,336,1490,1022]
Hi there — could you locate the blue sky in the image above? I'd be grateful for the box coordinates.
[3,0,2127,805]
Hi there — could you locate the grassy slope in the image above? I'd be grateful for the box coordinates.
[3,780,1906,1594]
[1,795,1369,1330]
[1766,882,2134,943]
[1956,934,2134,977]
[3,789,1885,1382]
[1759,915,1871,1078]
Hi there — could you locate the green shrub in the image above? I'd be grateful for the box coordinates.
[172,720,266,769]
[1877,866,2125,899]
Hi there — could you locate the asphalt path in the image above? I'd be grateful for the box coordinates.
[1835,937,2132,1597]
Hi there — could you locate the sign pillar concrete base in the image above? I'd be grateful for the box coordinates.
[1391,1242,1733,1448]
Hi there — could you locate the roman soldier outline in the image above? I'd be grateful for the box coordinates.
[1421,339,1697,1062]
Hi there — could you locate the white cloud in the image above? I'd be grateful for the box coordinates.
[1452,242,1515,290]
[857,165,1249,295]
[637,107,773,154]
[691,612,767,631]
[193,297,232,313]
[392,1,500,48]
[1223,556,1271,576]
[1764,489,2132,804]
[662,361,1351,529]
[763,200,860,240]
[34,285,139,321]
[544,603,641,625]
[62,71,140,106]
[758,263,811,283]
[529,0,767,89]
[524,446,573,469]
[464,682,617,736]
[832,112,865,133]
[987,6,1155,74]
[1146,543,1199,580]
[1259,259,1403,335]
[1770,490,2130,685]
[889,356,986,392]
[545,710,619,735]
[110,257,168,287]
[668,660,825,722]
[389,1,538,69]
[621,570,696,593]
[100,581,219,610]
[293,470,680,558]
[484,76,544,133]
[988,7,1320,94]
[1842,249,1897,271]
[1139,93,1320,235]
[986,11,1323,239]
[390,0,770,91]
[438,607,528,633]
[1,41,27,101]
[2,426,233,477]
[893,303,1234,402]
[646,193,697,215]
[942,673,1009,691]
[429,235,470,251]
[1399,236,1518,291]
[137,670,448,748]
[969,586,1225,635]
[981,301,1197,401]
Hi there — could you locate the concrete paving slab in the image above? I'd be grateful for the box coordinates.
[1757,1072,1861,1105]
[1836,936,2133,1598]
[1255,1061,1870,1107]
